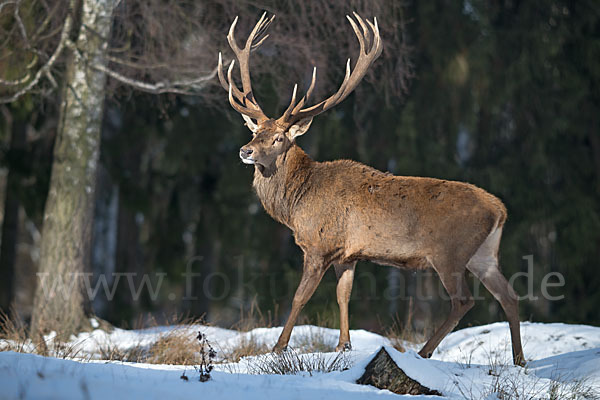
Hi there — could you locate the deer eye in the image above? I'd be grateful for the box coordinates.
[274,136,283,144]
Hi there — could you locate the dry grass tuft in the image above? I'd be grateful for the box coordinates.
[97,341,147,363]
[220,334,271,363]
[222,305,337,361]
[0,310,29,353]
[230,300,276,332]
[294,328,336,353]
[385,299,427,353]
[0,311,210,364]
[0,309,88,359]
[218,300,275,362]
[547,377,599,400]
[455,345,600,400]
[145,329,200,365]
[107,316,208,365]
[245,347,353,376]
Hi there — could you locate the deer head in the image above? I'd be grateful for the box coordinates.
[217,12,382,174]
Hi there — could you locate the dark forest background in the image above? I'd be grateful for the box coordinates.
[1,0,599,334]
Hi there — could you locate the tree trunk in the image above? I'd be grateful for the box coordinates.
[0,116,26,314]
[30,0,118,339]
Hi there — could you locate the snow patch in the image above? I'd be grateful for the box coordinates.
[1,322,599,399]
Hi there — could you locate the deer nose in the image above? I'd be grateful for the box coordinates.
[240,147,253,156]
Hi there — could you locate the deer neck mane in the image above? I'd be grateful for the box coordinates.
[253,144,313,228]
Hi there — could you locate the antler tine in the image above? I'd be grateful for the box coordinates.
[220,14,274,122]
[253,14,275,46]
[244,12,268,50]
[226,60,266,120]
[227,16,241,52]
[251,16,275,50]
[352,12,371,52]
[347,15,366,55]
[281,84,298,121]
[278,13,383,125]
[292,67,317,114]
[301,58,351,114]
[231,12,272,100]
[228,80,267,120]
[218,52,244,101]
[339,15,381,99]
[369,17,384,58]
[251,33,270,50]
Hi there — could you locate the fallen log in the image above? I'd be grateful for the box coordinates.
[356,347,442,396]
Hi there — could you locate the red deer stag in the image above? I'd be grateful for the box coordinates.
[217,12,525,366]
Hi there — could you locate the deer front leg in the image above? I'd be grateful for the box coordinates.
[273,254,328,352]
[334,263,355,351]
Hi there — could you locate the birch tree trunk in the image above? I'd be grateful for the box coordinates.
[30,0,118,338]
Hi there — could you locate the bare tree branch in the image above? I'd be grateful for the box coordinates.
[31,2,62,41]
[91,61,218,95]
[0,0,75,104]
[0,73,31,86]
[13,0,29,47]
[63,35,219,95]
[2,0,412,106]
[105,55,200,73]
[10,0,47,62]
[0,0,18,13]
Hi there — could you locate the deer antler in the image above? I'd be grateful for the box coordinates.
[277,12,383,126]
[217,12,274,123]
[218,12,382,128]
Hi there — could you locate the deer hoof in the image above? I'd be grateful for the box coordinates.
[272,344,288,353]
[513,355,526,367]
[417,349,432,358]
[336,342,352,352]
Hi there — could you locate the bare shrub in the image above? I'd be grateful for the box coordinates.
[547,377,599,400]
[194,331,216,382]
[245,347,353,376]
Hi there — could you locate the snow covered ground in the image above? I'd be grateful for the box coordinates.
[1,321,599,399]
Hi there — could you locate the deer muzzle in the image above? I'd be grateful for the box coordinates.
[239,147,255,164]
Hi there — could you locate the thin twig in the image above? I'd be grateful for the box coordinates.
[0,0,76,103]
[13,0,29,47]
[0,0,18,14]
[0,73,31,86]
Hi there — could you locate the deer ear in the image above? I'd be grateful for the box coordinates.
[241,114,259,133]
[287,117,313,140]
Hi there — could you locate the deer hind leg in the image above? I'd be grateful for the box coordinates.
[466,227,525,366]
[334,263,356,351]
[419,265,474,359]
[273,254,329,353]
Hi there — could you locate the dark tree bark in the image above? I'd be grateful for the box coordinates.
[0,117,26,314]
[356,348,442,396]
